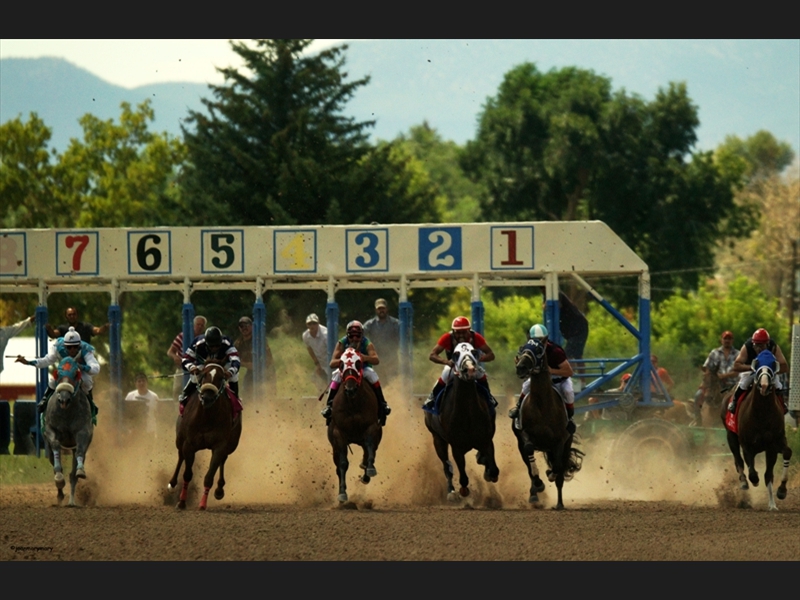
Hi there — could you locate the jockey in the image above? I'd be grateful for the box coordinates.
[422,316,496,411]
[179,326,241,415]
[508,324,576,434]
[321,320,391,425]
[727,327,788,414]
[16,326,100,423]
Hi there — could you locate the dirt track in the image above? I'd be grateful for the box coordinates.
[2,385,799,561]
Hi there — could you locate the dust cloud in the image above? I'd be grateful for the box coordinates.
[72,379,783,511]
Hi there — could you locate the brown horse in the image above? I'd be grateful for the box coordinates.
[720,350,792,510]
[328,347,383,503]
[168,358,242,510]
[693,362,734,426]
[513,339,584,510]
[424,342,499,501]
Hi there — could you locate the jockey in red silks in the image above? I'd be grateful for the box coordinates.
[321,320,391,425]
[422,316,496,411]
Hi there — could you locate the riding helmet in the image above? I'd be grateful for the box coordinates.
[204,326,223,347]
[529,324,549,339]
[752,328,770,344]
[346,320,363,336]
[451,316,471,331]
[63,326,82,346]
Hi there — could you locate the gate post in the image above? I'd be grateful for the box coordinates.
[108,303,123,417]
[34,303,48,457]
[399,300,414,394]
[252,296,267,397]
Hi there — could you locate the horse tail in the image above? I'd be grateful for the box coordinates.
[564,447,585,481]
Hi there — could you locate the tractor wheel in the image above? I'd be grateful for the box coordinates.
[607,418,692,490]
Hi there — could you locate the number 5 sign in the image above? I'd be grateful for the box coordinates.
[56,231,99,276]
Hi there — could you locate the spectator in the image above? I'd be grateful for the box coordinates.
[46,306,109,345]
[0,315,33,454]
[302,313,330,394]
[363,298,400,384]
[124,373,159,436]
[166,315,207,402]
[650,354,674,395]
[234,315,277,400]
[1,316,33,375]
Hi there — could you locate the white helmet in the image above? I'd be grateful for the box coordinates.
[529,324,548,340]
[63,326,82,346]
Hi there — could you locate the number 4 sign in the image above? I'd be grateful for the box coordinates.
[56,231,99,276]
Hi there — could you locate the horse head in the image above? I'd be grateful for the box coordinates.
[453,342,479,382]
[54,356,82,409]
[339,347,363,397]
[199,359,227,407]
[753,350,777,396]
[515,339,546,380]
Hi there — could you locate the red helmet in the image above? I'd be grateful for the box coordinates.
[451,316,471,331]
[752,328,769,344]
[346,320,363,336]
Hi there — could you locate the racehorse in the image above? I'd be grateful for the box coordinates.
[168,358,242,510]
[43,356,94,507]
[512,338,584,510]
[693,362,733,427]
[720,350,792,510]
[423,342,500,501]
[328,347,382,503]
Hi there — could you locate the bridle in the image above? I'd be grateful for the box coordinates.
[516,339,546,379]
[199,361,227,406]
[339,347,363,396]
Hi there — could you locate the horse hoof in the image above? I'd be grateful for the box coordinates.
[337,493,348,503]
[361,475,371,484]
[366,467,377,477]
[552,504,565,511]
[533,477,545,493]
[76,468,86,479]
[459,487,470,498]
[199,505,206,511]
[176,501,186,510]
[447,492,460,503]
[214,489,224,501]
[777,487,787,501]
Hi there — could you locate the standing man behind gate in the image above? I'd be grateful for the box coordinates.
[167,315,207,402]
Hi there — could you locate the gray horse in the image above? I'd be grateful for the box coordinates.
[44,357,94,507]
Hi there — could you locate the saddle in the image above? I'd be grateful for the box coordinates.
[225,387,244,421]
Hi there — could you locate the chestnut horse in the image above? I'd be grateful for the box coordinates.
[721,350,792,510]
[168,358,242,510]
[513,338,584,510]
[328,347,383,503]
[424,342,500,501]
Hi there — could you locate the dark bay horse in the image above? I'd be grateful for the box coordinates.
[44,357,94,507]
[424,342,499,501]
[328,347,382,503]
[720,350,792,510]
[168,358,242,510]
[513,339,583,510]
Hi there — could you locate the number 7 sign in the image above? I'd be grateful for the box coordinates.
[56,231,99,276]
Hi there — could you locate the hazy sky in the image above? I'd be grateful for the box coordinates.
[0,39,348,88]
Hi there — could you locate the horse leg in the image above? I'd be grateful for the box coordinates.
[200,448,226,510]
[776,445,792,501]
[726,431,748,490]
[764,449,779,511]
[68,452,79,507]
[480,441,499,484]
[214,458,227,501]
[431,434,455,499]
[334,444,349,503]
[514,431,543,504]
[177,450,195,510]
[168,452,184,491]
[553,472,566,511]
[743,447,759,488]
[453,450,470,498]
[74,431,90,480]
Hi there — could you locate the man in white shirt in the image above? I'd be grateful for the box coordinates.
[125,373,159,435]
[302,313,330,394]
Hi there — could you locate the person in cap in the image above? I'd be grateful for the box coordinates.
[422,316,496,411]
[233,315,276,400]
[727,327,789,414]
[178,326,241,416]
[363,298,400,383]
[16,326,101,423]
[508,323,576,434]
[695,330,738,414]
[302,313,330,393]
[321,320,391,425]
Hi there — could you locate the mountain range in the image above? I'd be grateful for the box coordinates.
[2,39,798,155]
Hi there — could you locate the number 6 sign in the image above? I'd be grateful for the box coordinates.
[127,231,172,275]
[56,231,99,276]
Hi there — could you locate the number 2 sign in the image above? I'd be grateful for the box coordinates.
[56,231,99,276]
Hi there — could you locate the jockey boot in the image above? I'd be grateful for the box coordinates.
[179,381,197,416]
[228,380,239,399]
[728,387,746,414]
[423,379,446,410]
[508,393,524,419]
[37,387,55,415]
[566,403,576,435]
[476,378,498,407]
[321,382,339,420]
[372,383,390,425]
[87,389,98,425]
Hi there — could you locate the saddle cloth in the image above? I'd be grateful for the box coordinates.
[423,381,496,417]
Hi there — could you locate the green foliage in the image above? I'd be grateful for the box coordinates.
[463,64,745,305]
[715,130,796,183]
